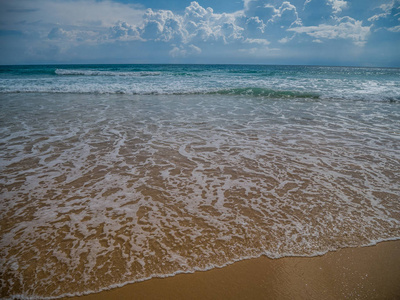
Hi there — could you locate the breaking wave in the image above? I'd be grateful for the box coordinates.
[55,69,162,76]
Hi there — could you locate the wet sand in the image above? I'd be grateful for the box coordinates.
[65,240,400,300]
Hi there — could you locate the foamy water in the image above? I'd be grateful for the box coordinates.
[1,65,400,299]
[1,65,400,101]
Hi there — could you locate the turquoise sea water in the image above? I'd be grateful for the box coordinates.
[1,64,400,100]
[1,65,400,299]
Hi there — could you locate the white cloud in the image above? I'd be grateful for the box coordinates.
[189,44,202,54]
[278,35,295,43]
[185,1,214,21]
[2,0,305,53]
[244,0,302,28]
[245,17,266,33]
[127,1,304,51]
[288,17,370,46]
[368,1,396,22]
[0,0,144,32]
[367,1,400,33]
[387,25,400,32]
[132,2,245,45]
[303,0,347,15]
[243,0,254,11]
[327,0,348,14]
[266,1,302,27]
[244,38,270,45]
[303,0,313,9]
[139,9,185,42]
[169,44,201,57]
[1,0,145,51]
[1,0,383,64]
[47,27,100,44]
[109,21,141,40]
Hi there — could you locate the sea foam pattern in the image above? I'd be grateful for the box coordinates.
[0,65,400,299]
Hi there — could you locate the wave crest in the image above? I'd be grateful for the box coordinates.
[0,85,321,99]
[55,69,161,76]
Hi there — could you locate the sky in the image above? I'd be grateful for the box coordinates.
[0,0,399,66]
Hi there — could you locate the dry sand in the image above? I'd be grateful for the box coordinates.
[64,240,400,300]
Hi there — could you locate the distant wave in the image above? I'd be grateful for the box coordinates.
[55,69,162,76]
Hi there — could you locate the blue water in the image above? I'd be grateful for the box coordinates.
[1,64,400,299]
[1,64,400,101]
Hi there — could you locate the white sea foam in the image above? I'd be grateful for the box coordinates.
[6,236,398,300]
[0,91,399,299]
[55,69,162,76]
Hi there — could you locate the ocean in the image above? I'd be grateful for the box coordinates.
[1,64,399,299]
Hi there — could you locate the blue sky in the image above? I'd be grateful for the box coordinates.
[0,0,399,66]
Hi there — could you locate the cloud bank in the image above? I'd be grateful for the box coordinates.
[0,0,399,66]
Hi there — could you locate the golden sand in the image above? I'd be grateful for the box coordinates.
[64,240,400,300]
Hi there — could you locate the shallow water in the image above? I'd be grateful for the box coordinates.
[1,91,399,298]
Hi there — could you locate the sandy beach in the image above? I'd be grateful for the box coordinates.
[64,240,400,300]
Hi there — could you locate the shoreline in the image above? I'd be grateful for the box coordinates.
[63,240,400,300]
